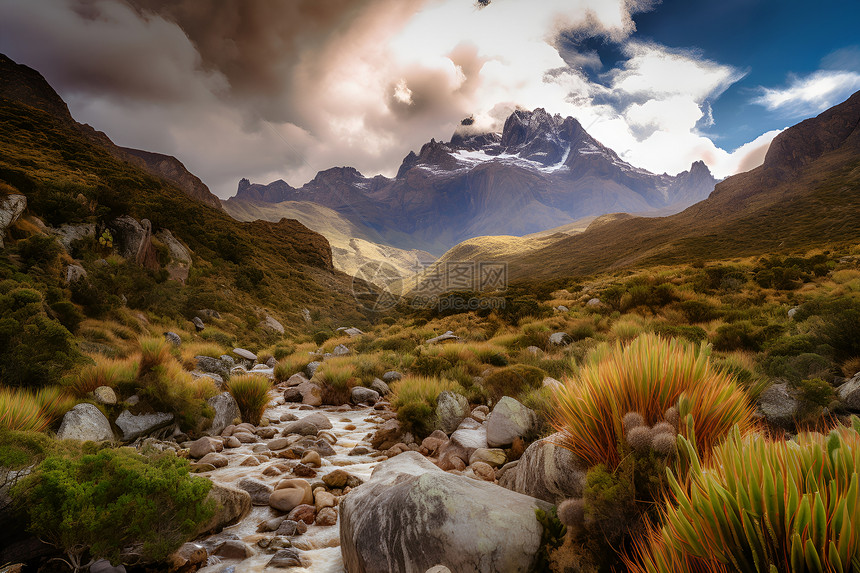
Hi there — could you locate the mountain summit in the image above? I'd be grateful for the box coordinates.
[229,108,717,254]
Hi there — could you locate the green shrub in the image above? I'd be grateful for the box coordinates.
[678,300,720,323]
[482,364,546,403]
[391,376,465,438]
[13,448,214,569]
[0,287,83,388]
[711,321,765,352]
[791,377,836,424]
[313,330,333,346]
[653,324,707,343]
[762,352,833,384]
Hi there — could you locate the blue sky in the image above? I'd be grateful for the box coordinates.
[629,0,860,148]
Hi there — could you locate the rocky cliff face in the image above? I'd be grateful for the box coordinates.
[232,108,717,254]
[0,53,223,210]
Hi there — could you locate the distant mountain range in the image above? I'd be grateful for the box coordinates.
[226,108,718,255]
[415,89,860,285]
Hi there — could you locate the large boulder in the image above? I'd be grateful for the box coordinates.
[56,404,114,442]
[370,378,391,396]
[114,410,173,441]
[193,482,252,536]
[154,229,192,284]
[838,372,860,412]
[0,194,26,249]
[759,382,799,429]
[501,433,587,504]
[435,391,469,435]
[48,222,95,251]
[340,452,551,573]
[237,477,274,506]
[261,315,285,334]
[195,356,229,379]
[109,215,158,269]
[300,412,333,430]
[206,392,240,436]
[486,397,536,447]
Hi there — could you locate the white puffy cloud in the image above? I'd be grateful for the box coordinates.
[753,69,860,116]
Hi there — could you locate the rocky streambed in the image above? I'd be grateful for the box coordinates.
[190,399,387,572]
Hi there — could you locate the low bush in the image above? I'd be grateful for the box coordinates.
[273,352,315,382]
[227,374,271,425]
[482,364,546,403]
[13,448,214,569]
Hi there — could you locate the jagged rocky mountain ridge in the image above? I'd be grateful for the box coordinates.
[228,109,718,254]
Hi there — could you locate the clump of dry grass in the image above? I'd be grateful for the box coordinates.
[227,374,271,425]
[553,333,755,469]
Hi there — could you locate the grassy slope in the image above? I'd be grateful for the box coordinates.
[0,96,367,332]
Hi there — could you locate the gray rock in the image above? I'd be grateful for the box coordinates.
[0,194,26,248]
[502,433,587,504]
[262,315,285,334]
[220,355,236,368]
[525,346,542,356]
[155,229,192,284]
[351,386,380,406]
[233,348,257,361]
[109,215,155,266]
[93,386,117,405]
[237,477,274,506]
[370,378,391,396]
[283,387,302,402]
[305,361,322,378]
[435,391,469,435]
[198,308,221,319]
[191,370,224,387]
[286,373,309,387]
[194,483,252,536]
[426,330,460,344]
[297,380,322,407]
[340,452,551,573]
[48,222,95,251]
[57,404,114,442]
[89,559,126,573]
[759,382,799,429]
[281,420,320,436]
[195,355,229,379]
[115,410,173,441]
[64,264,87,284]
[787,307,799,319]
[207,392,240,436]
[487,397,536,447]
[301,308,312,323]
[332,344,351,356]
[337,327,364,338]
[542,376,563,391]
[838,372,860,411]
[267,548,302,568]
[192,317,205,331]
[586,298,602,307]
[548,332,571,346]
[266,356,278,368]
[300,412,334,430]
[555,305,569,312]
[382,371,402,383]
[164,331,182,347]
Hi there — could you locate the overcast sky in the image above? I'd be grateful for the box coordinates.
[1,0,858,198]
